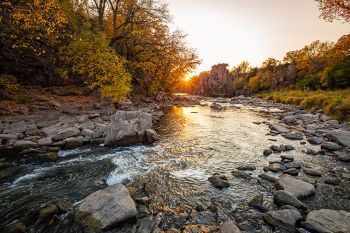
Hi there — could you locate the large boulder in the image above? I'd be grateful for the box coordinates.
[275,175,315,199]
[327,130,350,147]
[263,209,302,230]
[104,111,156,146]
[305,209,350,233]
[78,184,137,230]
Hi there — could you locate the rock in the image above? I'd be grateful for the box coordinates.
[327,130,350,147]
[145,129,158,144]
[270,145,282,153]
[13,140,38,148]
[78,184,137,230]
[283,168,299,176]
[303,168,322,177]
[263,209,302,230]
[208,173,230,188]
[275,175,315,199]
[248,194,263,208]
[38,203,59,223]
[221,221,242,233]
[3,121,27,134]
[259,172,279,182]
[283,132,303,140]
[324,176,340,185]
[36,152,59,162]
[304,148,318,155]
[38,137,53,146]
[104,111,155,146]
[81,129,94,138]
[0,133,19,140]
[62,106,80,115]
[269,123,289,134]
[135,196,152,205]
[280,205,299,211]
[51,127,80,142]
[232,169,252,179]
[284,145,295,151]
[237,164,256,171]
[64,137,83,148]
[5,222,26,233]
[269,163,286,173]
[273,190,307,210]
[305,209,350,233]
[281,155,294,162]
[284,115,297,125]
[321,142,342,151]
[307,137,324,145]
[284,162,301,169]
[263,149,273,156]
[334,151,350,162]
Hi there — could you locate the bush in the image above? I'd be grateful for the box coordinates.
[58,31,131,101]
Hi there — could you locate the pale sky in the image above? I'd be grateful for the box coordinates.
[166,0,350,75]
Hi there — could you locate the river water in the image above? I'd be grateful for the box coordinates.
[1,98,349,232]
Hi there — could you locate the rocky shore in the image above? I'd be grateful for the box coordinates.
[1,94,350,233]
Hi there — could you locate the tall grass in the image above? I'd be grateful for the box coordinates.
[257,89,350,121]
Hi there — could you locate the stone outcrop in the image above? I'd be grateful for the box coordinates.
[104,111,157,146]
[78,184,137,230]
[195,64,233,97]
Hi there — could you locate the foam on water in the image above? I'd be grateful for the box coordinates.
[170,169,208,180]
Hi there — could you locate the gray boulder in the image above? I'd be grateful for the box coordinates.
[263,209,302,230]
[274,190,307,210]
[327,130,350,147]
[14,140,38,148]
[221,221,242,233]
[3,121,27,134]
[307,137,324,145]
[78,184,137,230]
[303,168,322,177]
[305,209,350,233]
[269,123,289,134]
[38,137,53,146]
[104,111,156,146]
[208,173,230,188]
[321,142,342,151]
[283,132,303,140]
[334,151,350,162]
[275,175,315,199]
[237,164,256,171]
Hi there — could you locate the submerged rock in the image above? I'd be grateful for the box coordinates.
[208,173,230,188]
[305,209,350,233]
[78,184,137,230]
[236,164,256,171]
[275,175,315,199]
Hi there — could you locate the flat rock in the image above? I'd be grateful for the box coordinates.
[321,142,342,151]
[269,123,289,134]
[0,134,18,140]
[14,140,38,148]
[283,132,303,140]
[269,163,286,173]
[237,164,256,171]
[305,209,350,233]
[275,175,315,199]
[303,168,322,177]
[3,121,27,134]
[307,137,324,145]
[38,137,53,146]
[274,190,307,210]
[263,209,302,230]
[78,184,137,230]
[51,127,80,142]
[334,151,350,162]
[221,221,242,233]
[283,168,299,176]
[327,130,350,147]
[258,173,280,182]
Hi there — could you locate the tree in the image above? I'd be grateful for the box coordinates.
[315,0,350,23]
[58,31,131,100]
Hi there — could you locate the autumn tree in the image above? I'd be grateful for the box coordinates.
[315,0,350,22]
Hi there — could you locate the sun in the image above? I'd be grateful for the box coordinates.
[183,76,192,82]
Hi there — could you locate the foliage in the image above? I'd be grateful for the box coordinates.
[58,31,131,100]
[314,0,350,23]
[18,94,32,104]
[258,89,350,121]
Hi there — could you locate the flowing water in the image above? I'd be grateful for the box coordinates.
[1,98,350,231]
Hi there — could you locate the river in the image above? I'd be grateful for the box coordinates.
[1,98,349,232]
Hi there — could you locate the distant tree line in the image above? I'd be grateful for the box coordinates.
[0,0,200,100]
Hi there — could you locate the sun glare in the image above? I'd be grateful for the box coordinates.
[183,76,191,82]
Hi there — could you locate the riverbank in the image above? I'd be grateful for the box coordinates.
[257,89,350,121]
[1,93,350,233]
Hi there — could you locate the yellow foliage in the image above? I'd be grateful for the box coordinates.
[58,31,131,101]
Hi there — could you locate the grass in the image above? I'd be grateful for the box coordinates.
[257,89,350,121]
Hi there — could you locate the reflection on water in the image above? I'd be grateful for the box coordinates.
[1,102,350,231]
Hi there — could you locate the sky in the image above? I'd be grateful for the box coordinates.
[166,0,350,75]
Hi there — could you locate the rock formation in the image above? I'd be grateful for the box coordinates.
[196,64,233,97]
